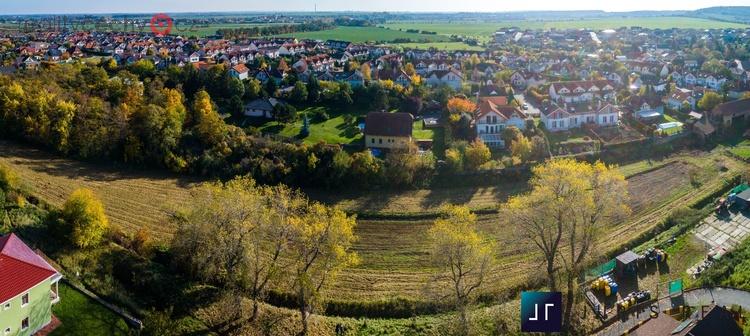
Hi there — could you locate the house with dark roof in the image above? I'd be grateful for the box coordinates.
[243,98,281,118]
[712,98,750,127]
[631,304,742,336]
[364,112,413,149]
[0,233,62,335]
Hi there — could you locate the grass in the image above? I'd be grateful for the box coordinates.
[0,139,744,303]
[273,26,451,43]
[412,120,435,140]
[728,139,750,160]
[384,17,749,40]
[257,107,363,145]
[50,283,131,336]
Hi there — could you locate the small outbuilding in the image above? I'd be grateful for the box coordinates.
[615,250,640,277]
[734,188,750,209]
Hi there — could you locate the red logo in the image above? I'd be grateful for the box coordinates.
[150,13,173,36]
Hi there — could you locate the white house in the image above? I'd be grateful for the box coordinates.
[243,98,281,118]
[229,64,249,80]
[548,80,616,104]
[541,101,620,132]
[474,97,528,147]
[425,68,464,90]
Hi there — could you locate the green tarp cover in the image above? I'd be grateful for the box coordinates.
[587,259,616,277]
[731,183,749,195]
[669,279,683,295]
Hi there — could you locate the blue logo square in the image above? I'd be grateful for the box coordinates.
[521,291,562,332]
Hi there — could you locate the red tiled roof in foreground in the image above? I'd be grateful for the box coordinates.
[0,233,58,304]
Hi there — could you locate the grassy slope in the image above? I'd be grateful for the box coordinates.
[0,139,743,303]
[50,283,130,336]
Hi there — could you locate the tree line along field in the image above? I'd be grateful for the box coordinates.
[272,26,452,43]
[1,138,743,305]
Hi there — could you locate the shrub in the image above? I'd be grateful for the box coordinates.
[0,164,19,192]
[62,188,110,248]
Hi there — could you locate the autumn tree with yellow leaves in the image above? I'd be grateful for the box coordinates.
[501,159,629,331]
[429,205,493,335]
[62,188,110,248]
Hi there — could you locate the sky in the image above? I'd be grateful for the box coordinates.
[1,0,749,15]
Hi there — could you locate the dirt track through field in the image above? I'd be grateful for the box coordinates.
[0,140,741,301]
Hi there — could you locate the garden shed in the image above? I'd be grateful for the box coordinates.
[615,250,640,277]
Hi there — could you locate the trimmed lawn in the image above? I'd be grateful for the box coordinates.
[50,283,130,336]
[412,120,435,140]
[258,106,363,145]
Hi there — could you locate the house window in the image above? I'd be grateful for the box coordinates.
[552,121,557,128]
[21,294,28,307]
[379,139,382,144]
[486,116,491,123]
[371,138,375,144]
[4,327,10,335]
[492,116,497,123]
[2,303,9,310]
[21,318,29,331]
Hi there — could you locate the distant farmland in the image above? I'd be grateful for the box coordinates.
[272,26,451,43]
[385,17,749,40]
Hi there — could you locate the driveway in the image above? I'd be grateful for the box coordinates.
[515,93,541,117]
[595,287,750,336]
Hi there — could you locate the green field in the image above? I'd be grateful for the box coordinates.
[728,139,750,160]
[257,107,363,145]
[385,17,749,39]
[273,26,451,43]
[51,283,130,336]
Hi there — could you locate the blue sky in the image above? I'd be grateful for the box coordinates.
[1,0,748,15]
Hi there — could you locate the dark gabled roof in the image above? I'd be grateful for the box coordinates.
[713,98,750,117]
[677,305,742,336]
[364,112,413,137]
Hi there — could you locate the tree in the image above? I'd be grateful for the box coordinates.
[698,91,723,112]
[501,159,629,331]
[62,188,109,248]
[446,97,477,116]
[306,76,320,103]
[265,79,278,97]
[404,63,416,76]
[501,126,523,147]
[244,79,262,100]
[464,139,491,170]
[288,202,358,335]
[360,63,372,81]
[445,148,464,173]
[192,90,225,146]
[429,205,493,335]
[273,102,297,123]
[171,177,304,321]
[350,151,383,187]
[510,135,533,163]
[290,81,308,103]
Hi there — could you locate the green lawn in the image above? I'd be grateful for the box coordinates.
[412,120,435,140]
[51,283,131,336]
[273,26,450,43]
[728,139,750,160]
[258,106,363,145]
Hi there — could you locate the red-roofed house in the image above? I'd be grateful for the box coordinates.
[474,97,528,147]
[0,233,61,335]
[229,64,249,80]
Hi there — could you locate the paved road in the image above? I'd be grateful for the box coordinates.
[596,287,750,336]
